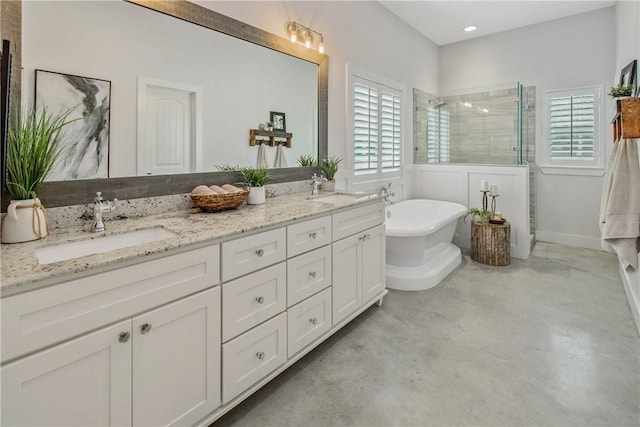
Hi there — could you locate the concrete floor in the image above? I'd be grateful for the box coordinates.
[214,243,640,426]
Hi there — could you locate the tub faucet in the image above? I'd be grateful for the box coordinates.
[91,192,117,232]
[378,182,395,202]
[311,173,326,196]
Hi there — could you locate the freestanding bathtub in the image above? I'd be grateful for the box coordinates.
[385,199,467,291]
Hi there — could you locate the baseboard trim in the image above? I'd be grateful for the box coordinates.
[535,230,602,251]
[620,263,640,337]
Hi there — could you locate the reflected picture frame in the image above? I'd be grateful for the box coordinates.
[270,111,286,132]
[619,59,637,97]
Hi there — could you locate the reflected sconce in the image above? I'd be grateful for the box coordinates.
[287,21,325,54]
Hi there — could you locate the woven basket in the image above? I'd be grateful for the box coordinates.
[190,189,249,212]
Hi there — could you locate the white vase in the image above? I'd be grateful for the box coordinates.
[323,180,336,192]
[1,198,49,243]
[246,186,266,205]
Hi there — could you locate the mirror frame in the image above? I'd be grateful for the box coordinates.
[3,0,327,209]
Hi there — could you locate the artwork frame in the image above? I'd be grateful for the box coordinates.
[270,111,286,132]
[619,59,637,97]
[35,69,111,180]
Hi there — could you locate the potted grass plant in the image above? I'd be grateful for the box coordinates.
[318,155,342,192]
[2,108,73,243]
[238,167,270,205]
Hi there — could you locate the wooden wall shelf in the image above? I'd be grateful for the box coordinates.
[612,98,640,141]
[249,129,292,147]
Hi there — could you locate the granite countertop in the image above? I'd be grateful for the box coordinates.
[1,191,382,298]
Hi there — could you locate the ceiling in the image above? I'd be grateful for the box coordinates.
[379,1,616,46]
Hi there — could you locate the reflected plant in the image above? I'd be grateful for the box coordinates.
[296,154,317,167]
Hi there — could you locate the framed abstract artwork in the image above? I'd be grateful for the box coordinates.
[35,69,111,180]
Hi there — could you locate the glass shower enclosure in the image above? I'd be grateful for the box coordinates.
[414,83,535,166]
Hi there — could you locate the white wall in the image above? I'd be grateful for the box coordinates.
[439,7,617,250]
[199,1,440,199]
[614,0,640,336]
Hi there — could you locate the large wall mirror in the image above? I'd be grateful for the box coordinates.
[5,0,327,208]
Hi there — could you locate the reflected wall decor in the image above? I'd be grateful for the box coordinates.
[35,69,110,180]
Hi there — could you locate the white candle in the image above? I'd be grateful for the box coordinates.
[494,212,502,220]
[489,184,498,196]
[480,180,489,192]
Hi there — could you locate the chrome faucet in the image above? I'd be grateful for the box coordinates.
[91,192,117,232]
[378,182,395,202]
[311,173,326,196]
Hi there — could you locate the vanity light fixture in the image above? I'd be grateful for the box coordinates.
[463,25,478,32]
[287,21,325,54]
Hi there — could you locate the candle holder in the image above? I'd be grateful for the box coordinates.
[490,194,498,213]
[481,190,489,212]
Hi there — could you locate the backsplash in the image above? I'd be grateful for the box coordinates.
[43,180,311,230]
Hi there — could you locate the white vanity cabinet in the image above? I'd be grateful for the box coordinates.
[1,287,221,427]
[1,198,387,427]
[332,204,386,325]
[1,247,221,427]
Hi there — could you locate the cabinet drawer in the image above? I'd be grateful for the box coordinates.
[222,312,287,404]
[287,288,331,358]
[222,263,287,341]
[333,203,384,241]
[1,246,220,363]
[222,228,286,281]
[287,246,331,307]
[287,216,331,257]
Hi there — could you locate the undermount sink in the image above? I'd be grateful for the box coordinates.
[36,227,178,265]
[310,193,374,204]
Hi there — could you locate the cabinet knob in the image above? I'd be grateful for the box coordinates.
[256,296,265,304]
[309,318,318,325]
[139,323,152,334]
[309,232,318,239]
[118,331,130,343]
[309,271,317,279]
[255,249,264,257]
[256,351,266,360]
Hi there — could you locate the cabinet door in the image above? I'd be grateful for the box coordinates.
[332,234,360,325]
[132,287,221,427]
[361,224,386,303]
[1,321,132,427]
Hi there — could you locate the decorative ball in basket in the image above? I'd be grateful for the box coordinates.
[190,184,249,212]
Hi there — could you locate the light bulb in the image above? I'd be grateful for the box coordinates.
[288,23,297,43]
[318,36,325,54]
[305,30,312,49]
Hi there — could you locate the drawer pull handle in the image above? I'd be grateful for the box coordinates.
[255,249,264,257]
[309,271,317,279]
[309,232,318,239]
[118,331,130,343]
[139,323,152,334]
[309,318,318,325]
[256,296,265,304]
[256,351,266,360]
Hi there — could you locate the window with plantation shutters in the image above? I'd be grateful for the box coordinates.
[427,106,449,163]
[352,75,402,181]
[543,86,602,169]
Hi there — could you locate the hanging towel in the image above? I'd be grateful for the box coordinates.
[256,143,269,169]
[599,139,640,270]
[273,144,288,168]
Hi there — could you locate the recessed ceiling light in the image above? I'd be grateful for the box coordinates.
[464,25,478,32]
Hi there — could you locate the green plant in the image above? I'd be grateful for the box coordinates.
[464,207,494,225]
[296,154,317,167]
[216,164,241,171]
[6,107,75,200]
[238,167,270,187]
[608,85,633,98]
[318,155,342,181]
